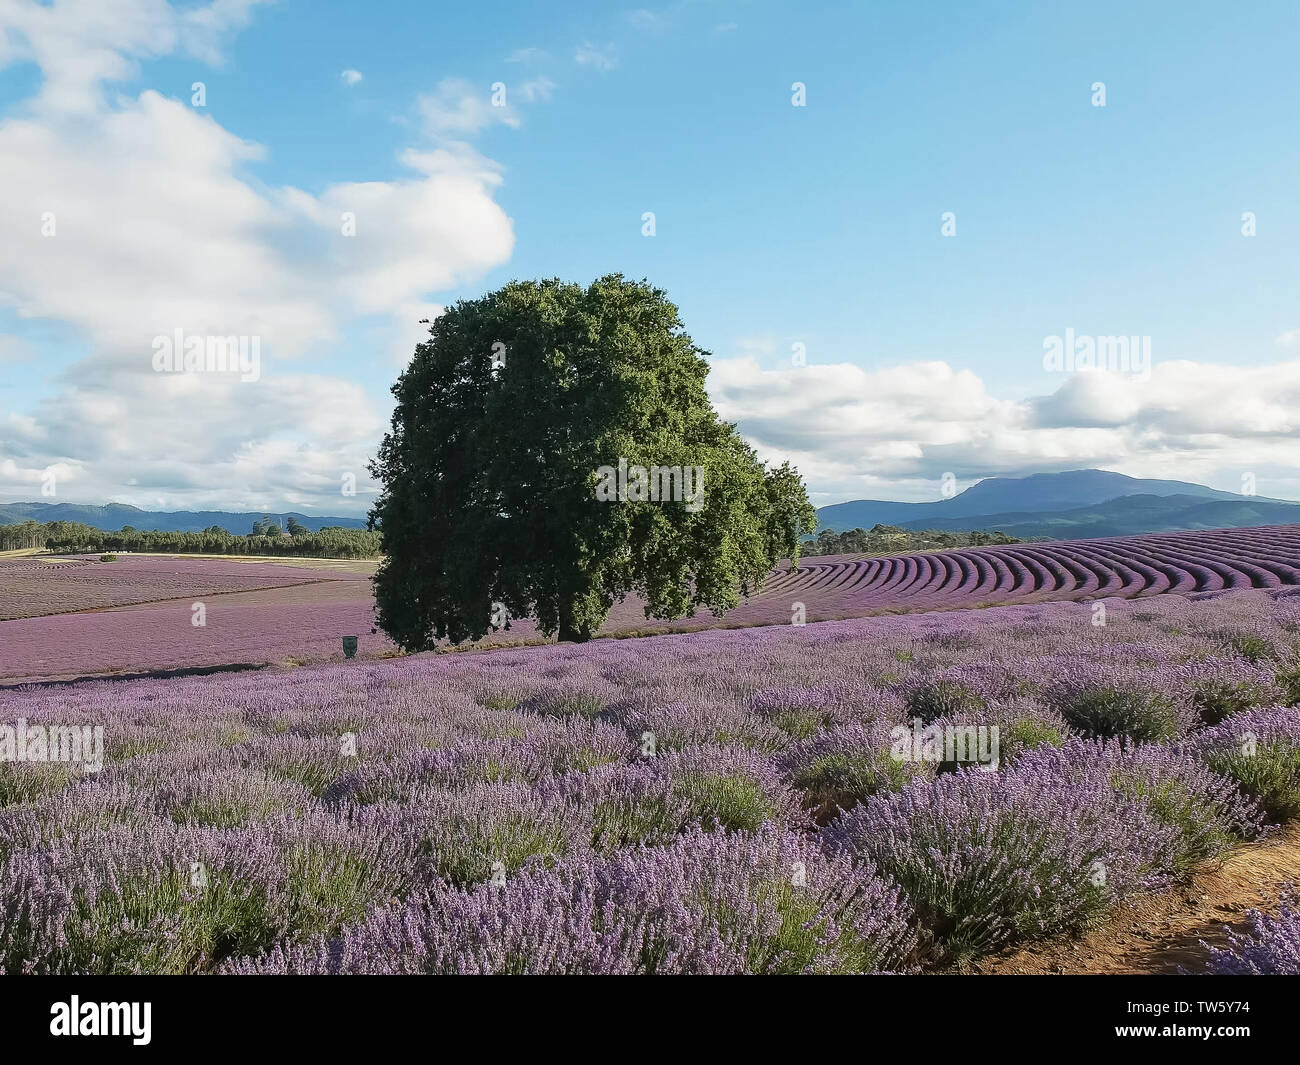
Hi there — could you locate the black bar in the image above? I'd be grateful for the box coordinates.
[1,974,1288,1052]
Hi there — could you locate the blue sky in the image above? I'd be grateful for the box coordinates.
[2,0,1299,513]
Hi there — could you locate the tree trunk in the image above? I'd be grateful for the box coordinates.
[557,608,591,643]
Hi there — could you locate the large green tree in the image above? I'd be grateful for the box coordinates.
[369,275,817,645]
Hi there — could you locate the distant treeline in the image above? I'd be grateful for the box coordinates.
[802,524,1034,556]
[1,519,381,558]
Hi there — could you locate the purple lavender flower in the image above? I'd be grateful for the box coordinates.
[1203,887,1300,974]
[221,825,918,974]
[1015,740,1264,875]
[1188,705,1300,822]
[1040,657,1199,741]
[825,743,1189,965]
[778,720,932,822]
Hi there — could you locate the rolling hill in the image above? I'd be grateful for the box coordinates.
[899,493,1300,539]
[816,470,1296,539]
[6,469,1295,542]
[0,501,368,534]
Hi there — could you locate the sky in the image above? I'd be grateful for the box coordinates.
[1,0,1298,516]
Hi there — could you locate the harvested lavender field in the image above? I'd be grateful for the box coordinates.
[2,582,393,682]
[2,586,1298,974]
[0,556,382,681]
[0,554,365,620]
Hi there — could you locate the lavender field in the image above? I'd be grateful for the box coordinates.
[0,555,361,621]
[2,581,393,683]
[763,524,1300,615]
[6,525,1300,684]
[1,557,385,683]
[2,584,1299,974]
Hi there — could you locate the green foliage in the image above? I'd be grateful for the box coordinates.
[1056,686,1182,742]
[997,717,1066,764]
[19,869,278,975]
[1207,744,1300,823]
[0,763,76,807]
[741,880,883,975]
[905,679,986,724]
[791,750,920,817]
[1221,632,1276,663]
[1111,774,1241,875]
[765,709,826,739]
[36,521,380,559]
[1192,678,1277,725]
[369,275,816,645]
[590,794,685,852]
[672,771,775,832]
[417,811,574,886]
[1275,661,1300,704]
[804,526,1025,556]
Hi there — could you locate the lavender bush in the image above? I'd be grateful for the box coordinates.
[1204,888,1300,975]
[221,826,919,974]
[778,720,931,822]
[1041,659,1199,742]
[826,744,1191,965]
[2,581,1299,974]
[1015,740,1264,875]
[1189,705,1300,822]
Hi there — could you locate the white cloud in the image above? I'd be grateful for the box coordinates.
[734,335,779,360]
[1276,329,1300,347]
[340,68,362,86]
[1030,370,1142,428]
[0,0,515,512]
[0,0,270,114]
[417,76,519,135]
[627,9,663,32]
[505,46,549,64]
[707,354,1300,504]
[0,335,33,361]
[416,73,554,139]
[574,41,618,72]
[518,76,556,103]
[3,366,386,510]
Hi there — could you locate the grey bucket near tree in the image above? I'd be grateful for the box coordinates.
[342,636,358,659]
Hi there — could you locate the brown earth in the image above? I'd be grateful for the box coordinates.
[973,822,1300,974]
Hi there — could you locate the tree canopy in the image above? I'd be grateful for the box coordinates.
[16,521,380,558]
[369,275,816,645]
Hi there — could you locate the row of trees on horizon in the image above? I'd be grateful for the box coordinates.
[801,524,1036,556]
[1,519,381,558]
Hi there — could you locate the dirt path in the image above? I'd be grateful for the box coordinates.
[975,823,1300,974]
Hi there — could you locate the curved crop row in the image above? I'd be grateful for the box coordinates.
[773,525,1300,617]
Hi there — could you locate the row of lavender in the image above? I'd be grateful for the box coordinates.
[2,587,1299,973]
[769,524,1300,616]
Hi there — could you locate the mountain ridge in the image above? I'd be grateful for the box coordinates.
[4,470,1294,541]
[0,501,368,534]
[894,493,1300,539]
[815,470,1293,536]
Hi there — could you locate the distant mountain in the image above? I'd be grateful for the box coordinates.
[893,493,1300,539]
[815,470,1292,536]
[0,501,367,534]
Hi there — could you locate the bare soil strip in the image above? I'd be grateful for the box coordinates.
[976,823,1300,974]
